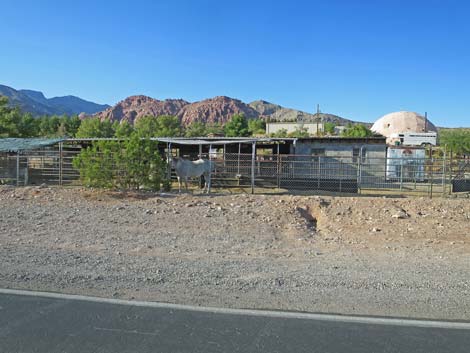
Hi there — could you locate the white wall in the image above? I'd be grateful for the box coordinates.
[266,122,324,135]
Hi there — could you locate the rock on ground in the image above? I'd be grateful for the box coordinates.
[0,186,469,320]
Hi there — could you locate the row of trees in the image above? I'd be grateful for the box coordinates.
[439,129,470,155]
[0,97,267,139]
[0,97,82,138]
[1,96,369,139]
[268,122,374,138]
[2,96,469,154]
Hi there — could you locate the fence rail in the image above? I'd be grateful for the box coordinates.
[1,145,469,197]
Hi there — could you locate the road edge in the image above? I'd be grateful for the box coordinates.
[1,287,469,330]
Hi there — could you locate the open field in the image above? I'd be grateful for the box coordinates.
[0,186,469,320]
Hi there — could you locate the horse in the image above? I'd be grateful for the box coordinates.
[170,157,214,193]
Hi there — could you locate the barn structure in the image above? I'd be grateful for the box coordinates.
[1,135,464,195]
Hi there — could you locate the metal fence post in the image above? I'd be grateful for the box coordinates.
[277,144,281,190]
[237,143,241,176]
[400,162,403,191]
[59,142,63,186]
[16,151,20,186]
[429,146,434,199]
[339,160,343,193]
[357,147,363,194]
[251,141,256,194]
[167,142,172,180]
[449,150,453,195]
[442,146,447,197]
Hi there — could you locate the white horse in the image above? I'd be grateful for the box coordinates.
[170,157,213,193]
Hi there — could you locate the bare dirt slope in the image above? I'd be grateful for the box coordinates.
[0,186,469,320]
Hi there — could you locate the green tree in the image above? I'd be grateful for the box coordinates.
[288,127,310,138]
[248,118,266,136]
[37,115,60,136]
[269,128,288,138]
[17,113,39,137]
[439,129,470,155]
[75,118,115,138]
[116,133,166,190]
[155,115,181,137]
[0,96,22,137]
[341,123,373,137]
[135,115,181,137]
[72,133,168,191]
[114,120,134,138]
[0,96,83,138]
[184,121,207,137]
[64,115,82,136]
[224,114,250,137]
[205,122,224,136]
[72,140,118,188]
[324,122,336,135]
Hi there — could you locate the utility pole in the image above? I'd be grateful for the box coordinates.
[424,112,428,132]
[316,104,321,135]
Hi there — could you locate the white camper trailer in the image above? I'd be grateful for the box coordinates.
[389,132,437,146]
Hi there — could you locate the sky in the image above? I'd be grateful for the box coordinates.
[1,0,469,127]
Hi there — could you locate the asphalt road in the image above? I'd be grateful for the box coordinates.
[1,290,469,353]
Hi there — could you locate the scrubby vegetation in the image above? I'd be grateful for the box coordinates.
[341,123,374,137]
[439,128,470,155]
[72,133,167,191]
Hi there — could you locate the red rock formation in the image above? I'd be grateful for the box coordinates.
[94,95,189,124]
[177,96,259,126]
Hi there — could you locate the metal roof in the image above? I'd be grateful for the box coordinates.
[152,137,294,145]
[0,138,65,152]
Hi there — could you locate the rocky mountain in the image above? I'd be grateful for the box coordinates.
[248,100,283,116]
[1,83,362,126]
[0,85,58,116]
[91,95,360,127]
[0,84,109,116]
[177,96,259,126]
[249,100,356,125]
[94,95,189,124]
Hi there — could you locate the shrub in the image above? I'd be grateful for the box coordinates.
[72,133,168,191]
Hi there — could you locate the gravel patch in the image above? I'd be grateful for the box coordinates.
[0,186,469,320]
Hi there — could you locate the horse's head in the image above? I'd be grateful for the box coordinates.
[169,156,182,168]
[168,155,175,168]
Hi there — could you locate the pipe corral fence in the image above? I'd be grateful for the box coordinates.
[0,137,469,197]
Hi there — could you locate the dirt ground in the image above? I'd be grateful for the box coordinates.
[0,185,469,320]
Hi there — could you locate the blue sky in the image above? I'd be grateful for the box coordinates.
[1,0,469,127]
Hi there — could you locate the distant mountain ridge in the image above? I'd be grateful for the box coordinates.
[178,96,259,126]
[248,100,357,125]
[1,83,362,126]
[95,95,189,124]
[92,95,359,127]
[0,84,110,116]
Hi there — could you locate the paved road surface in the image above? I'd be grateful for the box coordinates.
[0,289,469,353]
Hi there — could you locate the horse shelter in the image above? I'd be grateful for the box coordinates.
[0,136,468,196]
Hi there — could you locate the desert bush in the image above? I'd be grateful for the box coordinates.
[72,133,168,190]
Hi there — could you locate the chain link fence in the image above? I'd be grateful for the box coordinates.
[1,144,469,197]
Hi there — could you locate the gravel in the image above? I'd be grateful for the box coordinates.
[0,186,469,320]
